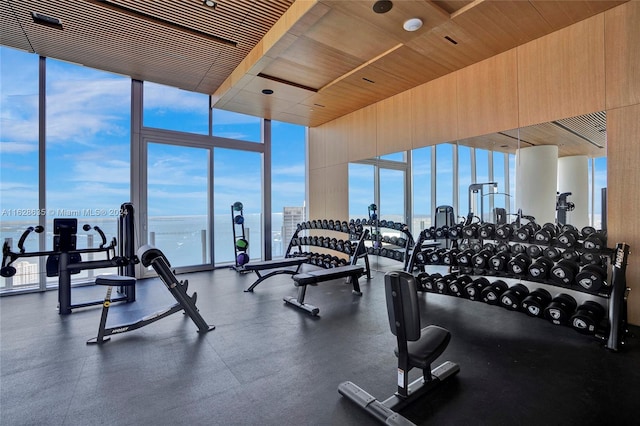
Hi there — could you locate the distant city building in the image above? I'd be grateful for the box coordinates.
[282,206,305,248]
[13,261,39,286]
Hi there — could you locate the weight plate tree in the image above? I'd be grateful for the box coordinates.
[231,201,250,272]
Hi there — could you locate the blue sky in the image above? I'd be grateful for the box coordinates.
[1,45,607,226]
[0,46,306,221]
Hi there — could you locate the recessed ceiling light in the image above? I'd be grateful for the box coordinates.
[262,89,274,95]
[403,18,423,32]
[203,0,217,8]
[373,0,393,14]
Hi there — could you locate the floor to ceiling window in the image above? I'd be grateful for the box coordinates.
[411,147,432,231]
[271,121,306,258]
[213,147,263,264]
[146,142,211,268]
[45,58,131,286]
[0,47,41,291]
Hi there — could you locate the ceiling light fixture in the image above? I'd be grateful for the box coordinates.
[203,0,217,8]
[403,18,423,32]
[372,0,393,14]
[261,89,274,95]
[31,12,63,29]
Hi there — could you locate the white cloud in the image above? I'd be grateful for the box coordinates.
[0,141,38,154]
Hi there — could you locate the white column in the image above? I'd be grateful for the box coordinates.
[558,155,589,228]
[516,145,558,224]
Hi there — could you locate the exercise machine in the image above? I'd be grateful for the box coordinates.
[87,244,215,344]
[556,192,575,225]
[338,270,459,425]
[1,203,137,314]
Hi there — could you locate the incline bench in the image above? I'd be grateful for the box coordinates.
[284,264,364,315]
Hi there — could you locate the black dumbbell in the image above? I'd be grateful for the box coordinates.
[417,272,437,292]
[481,280,509,305]
[562,250,580,263]
[428,248,447,264]
[544,293,578,325]
[508,253,531,276]
[543,246,562,262]
[448,224,463,239]
[435,226,449,239]
[462,223,479,239]
[514,223,535,242]
[582,232,607,252]
[442,249,459,266]
[570,301,606,335]
[511,243,526,255]
[526,244,542,259]
[580,252,605,266]
[472,248,493,270]
[415,250,429,265]
[435,274,457,295]
[456,249,475,268]
[500,284,530,311]
[495,223,514,240]
[557,226,579,248]
[550,259,580,286]
[478,223,496,239]
[528,257,554,280]
[496,242,511,254]
[534,223,557,244]
[575,264,607,293]
[463,277,490,301]
[489,251,510,273]
[521,288,552,317]
[448,275,473,297]
[580,226,597,238]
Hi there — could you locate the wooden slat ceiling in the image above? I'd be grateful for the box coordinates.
[458,111,607,158]
[0,0,294,93]
[0,0,622,152]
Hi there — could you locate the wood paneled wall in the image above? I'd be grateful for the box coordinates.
[308,1,640,324]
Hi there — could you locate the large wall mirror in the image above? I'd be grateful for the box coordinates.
[348,112,607,270]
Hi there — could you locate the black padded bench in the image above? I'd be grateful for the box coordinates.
[284,264,364,315]
[243,257,308,292]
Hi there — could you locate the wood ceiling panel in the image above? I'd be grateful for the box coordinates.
[530,0,627,30]
[261,35,363,89]
[302,6,401,61]
[371,44,453,86]
[0,2,33,52]
[451,0,555,50]
[320,0,450,44]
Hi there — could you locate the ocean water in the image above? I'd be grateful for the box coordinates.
[1,213,285,289]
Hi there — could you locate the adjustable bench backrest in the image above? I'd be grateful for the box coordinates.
[385,270,421,344]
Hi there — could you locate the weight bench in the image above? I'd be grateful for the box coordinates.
[338,270,459,425]
[284,264,364,315]
[87,245,215,344]
[243,256,309,292]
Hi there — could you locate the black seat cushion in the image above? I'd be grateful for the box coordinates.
[95,275,136,287]
[395,325,451,370]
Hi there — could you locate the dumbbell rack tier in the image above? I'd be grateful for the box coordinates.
[286,219,370,275]
[406,225,631,351]
[351,218,414,270]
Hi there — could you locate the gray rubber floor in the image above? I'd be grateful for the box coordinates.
[1,261,639,425]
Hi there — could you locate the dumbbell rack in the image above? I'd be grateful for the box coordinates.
[353,218,414,270]
[286,219,371,278]
[406,223,631,351]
